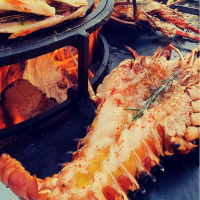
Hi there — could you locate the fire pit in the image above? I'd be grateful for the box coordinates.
[0,0,113,139]
[0,32,109,140]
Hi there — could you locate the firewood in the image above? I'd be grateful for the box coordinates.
[23,53,72,104]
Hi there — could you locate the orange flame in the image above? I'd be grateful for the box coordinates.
[0,65,10,94]
[51,29,100,87]
[0,107,5,129]
[12,108,24,125]
[0,65,25,129]
[0,66,9,129]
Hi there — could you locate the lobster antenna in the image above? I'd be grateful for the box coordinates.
[169,44,184,61]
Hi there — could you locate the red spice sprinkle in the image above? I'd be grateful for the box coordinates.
[116,99,122,107]
[111,88,117,95]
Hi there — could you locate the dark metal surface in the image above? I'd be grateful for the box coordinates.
[171,5,199,16]
[0,0,114,67]
[0,33,109,140]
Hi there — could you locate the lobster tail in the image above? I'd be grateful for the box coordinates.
[8,170,39,200]
[0,154,59,200]
[0,154,39,200]
[112,0,200,41]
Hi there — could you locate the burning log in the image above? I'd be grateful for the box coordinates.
[0,63,24,97]
[23,52,71,104]
[1,79,58,127]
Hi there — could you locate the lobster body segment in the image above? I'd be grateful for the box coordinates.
[0,44,199,200]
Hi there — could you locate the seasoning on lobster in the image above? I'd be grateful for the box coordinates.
[0,44,199,200]
[111,0,200,41]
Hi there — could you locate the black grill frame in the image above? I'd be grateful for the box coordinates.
[0,0,114,95]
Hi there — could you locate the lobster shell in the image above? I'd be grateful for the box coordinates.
[0,44,199,200]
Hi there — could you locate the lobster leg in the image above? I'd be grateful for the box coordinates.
[139,14,200,42]
[110,15,136,25]
[166,0,185,6]
[158,10,200,35]
[185,83,200,141]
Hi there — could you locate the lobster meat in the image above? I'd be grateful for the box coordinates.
[0,44,199,199]
[111,0,200,42]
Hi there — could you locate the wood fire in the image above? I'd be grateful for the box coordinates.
[0,29,99,130]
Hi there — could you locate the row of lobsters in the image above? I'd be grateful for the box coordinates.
[111,0,200,41]
[1,0,200,42]
[0,44,199,200]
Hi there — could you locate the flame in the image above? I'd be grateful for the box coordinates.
[0,65,10,94]
[0,65,26,129]
[51,0,101,84]
[12,108,24,125]
[51,29,100,87]
[0,106,5,129]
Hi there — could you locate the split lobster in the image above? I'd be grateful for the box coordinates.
[111,0,200,42]
[0,44,199,199]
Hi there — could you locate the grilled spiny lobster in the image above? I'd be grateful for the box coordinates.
[111,0,200,41]
[0,44,199,200]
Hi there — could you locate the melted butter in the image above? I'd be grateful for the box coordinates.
[75,147,109,188]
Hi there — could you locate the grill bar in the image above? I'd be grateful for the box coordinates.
[0,0,114,67]
[0,33,109,140]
